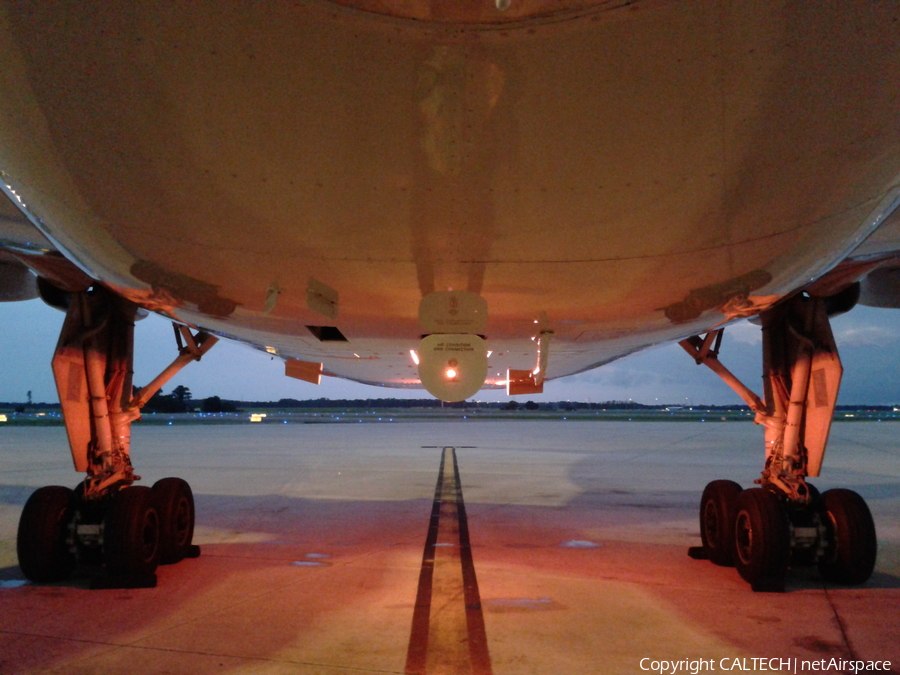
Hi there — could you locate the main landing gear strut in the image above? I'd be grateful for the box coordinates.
[683,293,877,592]
[16,286,217,587]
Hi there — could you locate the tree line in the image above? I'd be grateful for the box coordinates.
[132,390,677,413]
[7,388,899,413]
[134,385,238,413]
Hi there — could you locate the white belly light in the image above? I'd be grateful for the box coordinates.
[417,334,488,402]
[417,290,489,401]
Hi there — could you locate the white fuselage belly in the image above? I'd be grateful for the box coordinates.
[1,1,899,390]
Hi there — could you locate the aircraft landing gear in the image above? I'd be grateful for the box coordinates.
[683,293,877,591]
[16,286,214,587]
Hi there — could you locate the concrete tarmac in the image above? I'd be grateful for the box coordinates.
[0,421,898,674]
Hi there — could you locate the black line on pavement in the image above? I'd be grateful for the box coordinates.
[404,449,447,674]
[451,448,492,675]
[404,447,492,675]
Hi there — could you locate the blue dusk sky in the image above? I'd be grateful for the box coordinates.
[1,299,899,406]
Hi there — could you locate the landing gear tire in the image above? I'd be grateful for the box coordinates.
[734,488,790,592]
[804,482,820,505]
[16,486,77,583]
[153,477,195,565]
[104,486,160,579]
[699,480,742,567]
[818,488,877,586]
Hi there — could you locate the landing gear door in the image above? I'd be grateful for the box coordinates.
[804,310,842,478]
[52,298,94,472]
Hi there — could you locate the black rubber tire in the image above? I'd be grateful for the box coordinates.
[818,488,877,585]
[152,478,195,565]
[699,480,742,566]
[733,488,790,590]
[104,486,160,577]
[805,482,821,506]
[16,486,77,583]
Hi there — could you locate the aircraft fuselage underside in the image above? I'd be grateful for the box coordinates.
[2,1,892,591]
